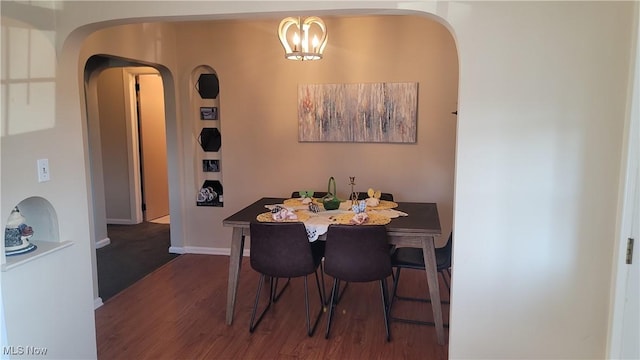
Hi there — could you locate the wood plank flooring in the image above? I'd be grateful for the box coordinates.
[95,254,449,359]
[97,222,178,301]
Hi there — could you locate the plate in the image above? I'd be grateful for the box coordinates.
[5,242,37,256]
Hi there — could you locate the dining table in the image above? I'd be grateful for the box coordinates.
[222,196,446,345]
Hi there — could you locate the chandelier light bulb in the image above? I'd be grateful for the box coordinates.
[293,33,300,47]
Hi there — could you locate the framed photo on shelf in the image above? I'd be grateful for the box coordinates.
[200,106,218,120]
[202,159,220,172]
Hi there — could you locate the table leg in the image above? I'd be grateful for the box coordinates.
[422,236,446,345]
[226,227,245,325]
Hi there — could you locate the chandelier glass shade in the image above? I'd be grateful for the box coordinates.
[278,16,328,61]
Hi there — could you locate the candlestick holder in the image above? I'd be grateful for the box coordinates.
[348,176,359,205]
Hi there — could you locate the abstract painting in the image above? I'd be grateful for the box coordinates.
[298,82,418,143]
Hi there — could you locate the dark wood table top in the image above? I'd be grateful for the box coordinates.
[223,197,441,236]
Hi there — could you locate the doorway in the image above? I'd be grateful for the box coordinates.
[96,67,169,225]
[86,59,177,303]
[135,72,170,223]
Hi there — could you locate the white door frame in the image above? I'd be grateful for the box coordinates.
[607,10,640,358]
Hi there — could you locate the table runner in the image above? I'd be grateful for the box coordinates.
[261,201,408,241]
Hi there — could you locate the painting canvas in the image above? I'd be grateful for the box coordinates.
[298,82,418,143]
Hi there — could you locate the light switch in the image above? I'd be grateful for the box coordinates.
[37,159,50,182]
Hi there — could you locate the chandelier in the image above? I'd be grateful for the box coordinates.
[278,16,328,61]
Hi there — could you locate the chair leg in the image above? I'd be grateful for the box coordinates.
[313,270,326,332]
[325,278,339,339]
[319,262,328,305]
[304,272,325,337]
[380,278,391,342]
[272,277,291,303]
[441,269,451,292]
[314,269,325,307]
[389,267,451,327]
[392,267,446,304]
[249,275,274,333]
[326,278,347,306]
[304,276,311,335]
[392,267,430,302]
[390,267,402,310]
[334,280,349,305]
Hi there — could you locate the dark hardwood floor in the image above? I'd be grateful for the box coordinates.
[95,254,449,359]
[97,221,179,302]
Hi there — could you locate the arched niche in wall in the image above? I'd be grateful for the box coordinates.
[191,65,223,207]
[13,196,60,242]
[2,196,71,271]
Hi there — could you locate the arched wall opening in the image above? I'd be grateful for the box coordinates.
[78,10,459,325]
[78,11,459,304]
[83,54,183,303]
[2,1,633,359]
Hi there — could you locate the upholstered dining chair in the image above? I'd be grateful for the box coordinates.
[388,232,453,326]
[248,222,325,336]
[291,191,328,198]
[323,224,393,341]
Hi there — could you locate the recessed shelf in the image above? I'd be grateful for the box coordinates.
[196,180,223,207]
[2,240,73,272]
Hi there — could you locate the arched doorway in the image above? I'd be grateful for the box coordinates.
[84,56,177,303]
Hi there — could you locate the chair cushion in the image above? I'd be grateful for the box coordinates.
[391,247,450,271]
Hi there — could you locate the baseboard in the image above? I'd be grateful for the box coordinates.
[94,297,103,309]
[169,246,185,254]
[106,218,138,225]
[171,246,249,257]
[95,237,111,249]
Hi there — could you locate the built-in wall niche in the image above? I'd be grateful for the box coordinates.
[2,196,72,271]
[192,65,223,207]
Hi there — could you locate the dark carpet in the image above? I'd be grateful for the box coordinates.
[97,221,180,302]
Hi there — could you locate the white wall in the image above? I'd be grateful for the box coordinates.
[1,2,98,358]
[449,2,635,358]
[97,68,132,222]
[0,1,636,359]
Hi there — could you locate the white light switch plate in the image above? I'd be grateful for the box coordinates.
[37,159,50,182]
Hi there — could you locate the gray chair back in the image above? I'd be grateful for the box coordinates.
[324,224,392,282]
[249,222,319,278]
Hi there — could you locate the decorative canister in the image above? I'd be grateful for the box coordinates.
[4,207,36,256]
